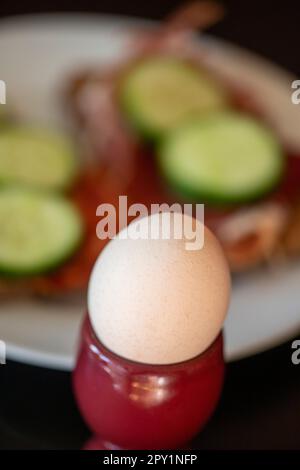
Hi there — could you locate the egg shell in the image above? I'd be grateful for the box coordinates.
[88,212,231,365]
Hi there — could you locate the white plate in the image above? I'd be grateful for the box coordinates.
[0,14,300,370]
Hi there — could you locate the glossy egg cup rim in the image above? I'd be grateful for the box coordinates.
[84,314,223,372]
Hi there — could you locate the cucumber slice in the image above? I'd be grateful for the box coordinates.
[0,127,78,191]
[120,56,227,138]
[158,112,284,204]
[0,188,83,276]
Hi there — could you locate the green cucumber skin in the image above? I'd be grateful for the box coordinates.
[0,234,82,278]
[158,160,284,206]
[119,57,227,141]
[0,189,84,278]
[158,114,285,206]
[120,89,162,142]
[120,77,164,143]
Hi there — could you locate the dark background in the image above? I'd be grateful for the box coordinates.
[0,0,300,75]
[0,0,300,450]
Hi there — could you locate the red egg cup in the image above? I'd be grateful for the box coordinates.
[73,315,225,450]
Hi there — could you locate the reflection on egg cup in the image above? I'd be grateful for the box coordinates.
[73,315,225,450]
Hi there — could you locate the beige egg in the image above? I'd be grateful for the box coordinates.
[88,212,231,365]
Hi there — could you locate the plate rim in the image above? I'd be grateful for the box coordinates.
[0,12,299,370]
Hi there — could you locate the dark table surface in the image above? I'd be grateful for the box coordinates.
[0,0,300,450]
